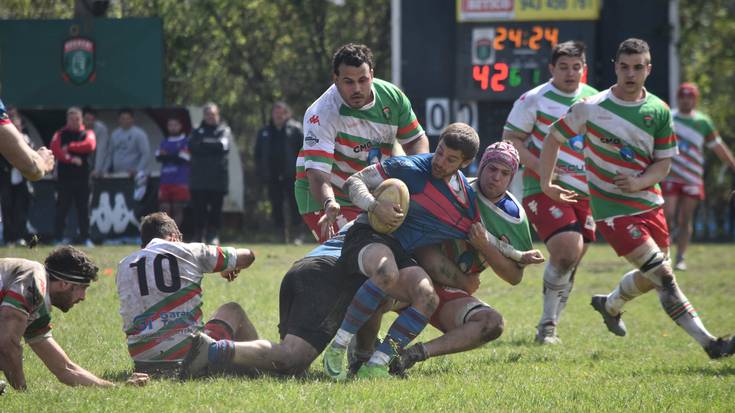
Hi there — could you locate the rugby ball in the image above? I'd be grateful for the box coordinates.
[368,178,410,234]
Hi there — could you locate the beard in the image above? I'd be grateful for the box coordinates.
[50,290,76,313]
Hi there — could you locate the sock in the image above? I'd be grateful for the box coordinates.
[657,282,715,347]
[555,267,576,323]
[370,306,428,366]
[333,279,386,348]
[539,263,572,328]
[605,270,644,315]
[208,340,235,365]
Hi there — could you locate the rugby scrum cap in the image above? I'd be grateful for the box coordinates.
[479,140,520,179]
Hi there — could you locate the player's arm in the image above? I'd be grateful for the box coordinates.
[0,123,55,181]
[0,307,29,390]
[503,129,538,172]
[29,337,113,387]
[344,163,403,226]
[467,222,544,285]
[711,140,735,171]
[614,158,672,193]
[401,133,429,155]
[415,245,481,294]
[540,130,574,202]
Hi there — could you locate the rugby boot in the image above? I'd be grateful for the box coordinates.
[323,341,348,381]
[591,295,627,336]
[534,324,562,345]
[705,336,735,359]
[389,342,428,377]
[356,363,390,379]
[180,332,216,379]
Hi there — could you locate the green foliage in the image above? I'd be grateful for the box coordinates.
[679,0,735,238]
[1,243,734,411]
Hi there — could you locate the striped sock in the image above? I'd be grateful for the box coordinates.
[606,270,644,315]
[208,340,235,365]
[372,306,428,365]
[658,285,715,347]
[334,280,387,347]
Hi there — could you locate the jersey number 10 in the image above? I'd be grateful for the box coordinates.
[130,253,182,296]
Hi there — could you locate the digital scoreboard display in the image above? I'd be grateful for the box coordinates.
[455,21,597,101]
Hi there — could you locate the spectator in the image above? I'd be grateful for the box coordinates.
[0,107,34,246]
[50,106,96,246]
[255,101,303,235]
[189,103,231,244]
[83,107,110,177]
[155,117,190,229]
[100,108,150,177]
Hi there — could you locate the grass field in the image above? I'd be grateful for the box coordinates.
[2,242,734,412]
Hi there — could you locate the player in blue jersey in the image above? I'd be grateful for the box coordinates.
[180,222,429,377]
[323,123,481,380]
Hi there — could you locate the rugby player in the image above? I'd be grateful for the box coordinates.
[179,222,431,377]
[323,123,481,379]
[540,38,735,358]
[0,98,55,181]
[385,142,546,375]
[0,247,147,390]
[296,43,429,243]
[504,41,599,344]
[115,212,256,376]
[661,82,735,271]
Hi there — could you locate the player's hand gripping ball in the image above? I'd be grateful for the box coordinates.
[368,178,410,234]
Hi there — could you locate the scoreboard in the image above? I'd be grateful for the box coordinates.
[396,0,674,145]
[455,21,597,101]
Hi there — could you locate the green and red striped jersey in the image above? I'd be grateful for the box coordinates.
[295,78,424,214]
[505,81,599,198]
[666,109,721,186]
[551,88,677,220]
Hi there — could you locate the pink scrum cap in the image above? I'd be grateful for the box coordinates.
[478,141,520,179]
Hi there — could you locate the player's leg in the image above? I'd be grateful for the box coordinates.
[662,191,679,238]
[624,238,732,357]
[525,194,586,343]
[674,195,699,270]
[393,293,502,376]
[538,230,583,343]
[206,301,258,341]
[358,266,438,377]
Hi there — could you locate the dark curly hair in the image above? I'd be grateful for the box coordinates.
[332,43,374,75]
[45,246,99,284]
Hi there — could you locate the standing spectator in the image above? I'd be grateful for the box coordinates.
[155,117,190,229]
[0,107,34,246]
[255,101,303,235]
[189,103,231,244]
[50,107,96,246]
[100,108,150,177]
[83,107,110,177]
[662,82,735,270]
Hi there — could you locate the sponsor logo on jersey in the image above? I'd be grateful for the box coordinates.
[678,140,690,151]
[304,133,319,146]
[643,115,654,127]
[600,136,623,145]
[308,115,320,125]
[569,134,585,152]
[353,141,374,153]
[382,106,391,120]
[627,224,642,239]
[619,145,635,162]
[133,315,154,332]
[62,37,95,85]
